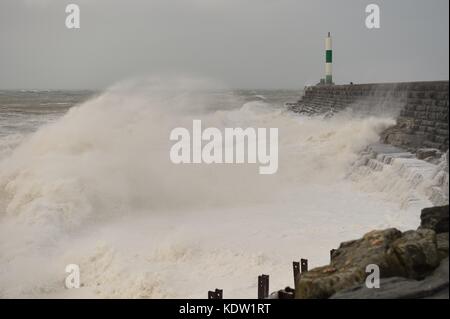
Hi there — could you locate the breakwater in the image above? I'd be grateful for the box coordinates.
[289,81,449,153]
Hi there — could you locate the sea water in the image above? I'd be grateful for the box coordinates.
[0,78,436,298]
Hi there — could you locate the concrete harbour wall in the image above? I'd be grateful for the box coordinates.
[289,81,449,152]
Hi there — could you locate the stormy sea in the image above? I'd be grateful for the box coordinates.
[0,78,443,298]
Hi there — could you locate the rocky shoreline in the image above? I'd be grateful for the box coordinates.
[270,205,448,299]
[330,206,448,299]
[297,204,448,299]
[264,205,448,299]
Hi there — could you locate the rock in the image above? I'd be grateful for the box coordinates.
[391,229,440,279]
[295,228,405,299]
[330,258,449,299]
[419,205,449,233]
[295,227,444,299]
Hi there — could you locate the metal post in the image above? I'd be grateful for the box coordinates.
[264,275,269,298]
[215,289,223,299]
[301,259,308,273]
[293,261,300,282]
[258,274,269,299]
[208,289,223,299]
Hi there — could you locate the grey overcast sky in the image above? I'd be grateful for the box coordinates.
[0,0,448,89]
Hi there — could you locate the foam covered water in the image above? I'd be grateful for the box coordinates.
[0,78,442,298]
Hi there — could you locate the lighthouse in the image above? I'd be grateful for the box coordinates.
[325,32,333,85]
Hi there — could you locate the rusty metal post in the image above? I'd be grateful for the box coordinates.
[215,289,223,299]
[300,258,308,273]
[257,275,264,299]
[258,274,269,299]
[293,261,300,282]
[263,275,269,298]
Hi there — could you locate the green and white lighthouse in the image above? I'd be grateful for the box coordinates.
[325,32,333,85]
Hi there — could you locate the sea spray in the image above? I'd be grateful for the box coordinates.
[0,77,431,298]
[169,119,279,174]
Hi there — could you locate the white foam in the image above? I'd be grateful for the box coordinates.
[0,77,439,298]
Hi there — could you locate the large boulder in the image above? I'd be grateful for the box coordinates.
[295,227,443,299]
[390,229,441,279]
[419,205,449,233]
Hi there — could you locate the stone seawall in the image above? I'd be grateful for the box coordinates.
[289,81,449,152]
